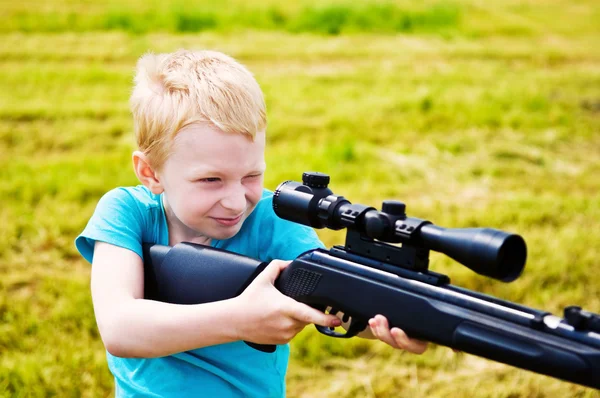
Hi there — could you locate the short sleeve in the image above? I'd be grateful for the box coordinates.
[75,188,145,264]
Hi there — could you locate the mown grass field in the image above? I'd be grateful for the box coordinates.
[1,0,599,397]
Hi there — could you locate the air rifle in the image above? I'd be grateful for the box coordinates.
[143,172,600,389]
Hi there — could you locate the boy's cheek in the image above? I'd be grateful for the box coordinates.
[248,181,264,201]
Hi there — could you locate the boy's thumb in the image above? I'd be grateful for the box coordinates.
[260,260,290,284]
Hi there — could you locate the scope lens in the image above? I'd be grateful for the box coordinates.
[495,234,527,282]
[273,181,319,227]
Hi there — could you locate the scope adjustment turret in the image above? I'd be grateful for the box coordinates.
[382,201,406,217]
[302,172,330,188]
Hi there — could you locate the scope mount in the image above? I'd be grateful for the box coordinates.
[328,215,451,287]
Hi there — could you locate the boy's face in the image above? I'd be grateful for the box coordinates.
[158,123,266,241]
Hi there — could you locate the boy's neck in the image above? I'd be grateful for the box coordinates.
[168,227,212,247]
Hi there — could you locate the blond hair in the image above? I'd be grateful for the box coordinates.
[130,49,266,169]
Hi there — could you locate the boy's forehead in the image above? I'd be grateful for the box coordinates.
[186,160,266,175]
[173,122,264,145]
[168,123,265,170]
[183,155,267,178]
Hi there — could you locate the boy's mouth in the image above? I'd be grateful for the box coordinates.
[212,214,243,227]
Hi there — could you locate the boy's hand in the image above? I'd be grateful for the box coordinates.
[234,260,342,345]
[337,310,428,354]
[368,315,428,354]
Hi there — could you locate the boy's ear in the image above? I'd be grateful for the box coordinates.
[132,151,164,194]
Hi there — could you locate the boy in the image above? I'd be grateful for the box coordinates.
[75,49,427,397]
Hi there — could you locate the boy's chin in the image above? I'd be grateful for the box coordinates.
[210,232,238,241]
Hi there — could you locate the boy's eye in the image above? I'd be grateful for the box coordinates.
[245,174,262,180]
[198,177,220,183]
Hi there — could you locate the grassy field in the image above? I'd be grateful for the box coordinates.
[1,0,599,397]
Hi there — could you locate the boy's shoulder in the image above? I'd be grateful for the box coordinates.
[95,185,164,222]
[75,185,164,263]
[101,185,161,208]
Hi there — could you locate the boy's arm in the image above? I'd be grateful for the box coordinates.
[91,241,341,358]
[92,241,240,357]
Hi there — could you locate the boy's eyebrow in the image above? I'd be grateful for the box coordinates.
[187,165,266,177]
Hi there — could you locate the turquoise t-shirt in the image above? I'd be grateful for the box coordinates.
[75,186,323,397]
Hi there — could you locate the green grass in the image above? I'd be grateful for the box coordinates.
[1,0,600,397]
[2,0,599,37]
[0,1,461,35]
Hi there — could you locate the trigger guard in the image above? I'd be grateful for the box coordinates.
[315,317,367,338]
[316,324,347,337]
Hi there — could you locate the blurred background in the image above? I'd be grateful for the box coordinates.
[1,0,599,396]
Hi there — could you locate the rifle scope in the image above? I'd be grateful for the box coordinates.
[273,172,527,282]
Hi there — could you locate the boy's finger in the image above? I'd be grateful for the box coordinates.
[370,315,428,354]
[288,301,341,328]
[390,327,428,354]
[369,316,400,349]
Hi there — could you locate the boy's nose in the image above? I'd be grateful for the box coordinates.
[220,185,247,213]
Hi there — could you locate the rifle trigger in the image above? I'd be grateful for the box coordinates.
[328,307,340,316]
